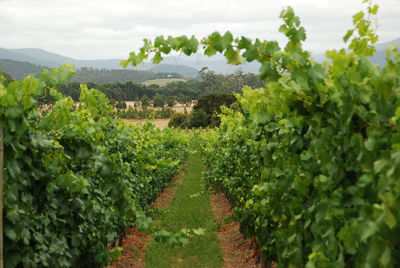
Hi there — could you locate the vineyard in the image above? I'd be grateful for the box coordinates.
[2,0,400,267]
[1,65,191,267]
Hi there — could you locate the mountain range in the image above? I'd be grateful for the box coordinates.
[0,37,399,80]
[0,47,261,76]
[312,38,400,64]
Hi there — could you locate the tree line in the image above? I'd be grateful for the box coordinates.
[39,69,264,104]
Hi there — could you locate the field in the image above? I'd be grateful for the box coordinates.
[123,118,170,129]
[142,78,187,86]
[124,101,194,113]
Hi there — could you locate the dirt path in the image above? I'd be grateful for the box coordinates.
[210,192,260,268]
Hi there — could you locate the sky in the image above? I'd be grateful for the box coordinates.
[0,0,399,60]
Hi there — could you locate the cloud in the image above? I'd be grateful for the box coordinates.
[0,0,399,59]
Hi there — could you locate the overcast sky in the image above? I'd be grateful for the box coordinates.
[0,0,399,59]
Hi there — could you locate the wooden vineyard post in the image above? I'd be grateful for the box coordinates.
[0,125,3,268]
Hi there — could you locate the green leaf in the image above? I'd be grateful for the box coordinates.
[243,45,259,62]
[353,11,364,24]
[374,159,389,173]
[224,47,244,65]
[6,228,17,241]
[384,207,396,229]
[368,4,379,15]
[238,36,252,49]
[343,30,354,43]
[361,221,378,241]
[193,228,206,235]
[380,245,391,266]
[364,137,375,151]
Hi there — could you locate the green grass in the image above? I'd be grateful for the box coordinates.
[142,78,187,86]
[145,152,223,268]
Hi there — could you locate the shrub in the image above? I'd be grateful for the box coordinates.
[168,112,189,128]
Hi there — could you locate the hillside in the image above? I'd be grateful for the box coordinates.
[0,59,48,80]
[70,67,181,83]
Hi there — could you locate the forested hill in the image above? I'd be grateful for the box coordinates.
[0,59,182,83]
[70,67,182,83]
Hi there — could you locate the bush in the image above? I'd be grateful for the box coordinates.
[168,112,189,128]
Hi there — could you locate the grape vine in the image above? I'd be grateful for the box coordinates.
[126,0,400,266]
[1,64,191,267]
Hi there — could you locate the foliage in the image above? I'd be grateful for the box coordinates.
[127,1,400,266]
[168,112,189,128]
[1,65,191,267]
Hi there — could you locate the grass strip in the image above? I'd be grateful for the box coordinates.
[145,151,223,268]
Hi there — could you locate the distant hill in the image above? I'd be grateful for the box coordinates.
[1,38,398,77]
[0,47,132,69]
[0,59,48,80]
[9,48,72,65]
[0,47,260,75]
[160,54,261,74]
[0,48,60,67]
[0,59,183,83]
[313,37,400,65]
[147,64,198,77]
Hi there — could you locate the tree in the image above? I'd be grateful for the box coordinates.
[141,94,150,107]
[166,96,176,107]
[193,93,236,126]
[152,93,164,107]
[116,101,127,109]
[189,109,207,128]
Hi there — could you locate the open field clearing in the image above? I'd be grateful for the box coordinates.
[124,101,194,112]
[123,118,170,129]
[142,78,187,86]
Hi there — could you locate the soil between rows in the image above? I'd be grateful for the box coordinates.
[108,159,272,267]
[108,168,185,268]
